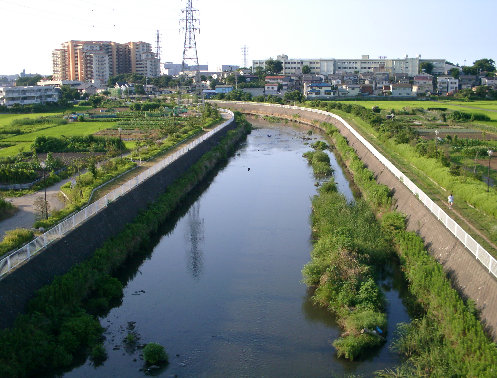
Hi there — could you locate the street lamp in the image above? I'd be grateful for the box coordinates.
[488,150,493,192]
[118,127,122,160]
[40,160,48,220]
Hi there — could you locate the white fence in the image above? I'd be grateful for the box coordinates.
[0,110,235,278]
[225,101,497,279]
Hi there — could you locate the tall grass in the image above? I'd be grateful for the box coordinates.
[303,179,391,360]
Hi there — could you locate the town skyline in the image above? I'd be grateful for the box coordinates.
[1,0,496,75]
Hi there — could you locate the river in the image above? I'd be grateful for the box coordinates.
[65,118,409,377]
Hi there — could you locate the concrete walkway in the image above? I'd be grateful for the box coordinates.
[0,178,70,238]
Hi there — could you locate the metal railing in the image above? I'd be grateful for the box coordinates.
[0,110,234,278]
[222,101,497,279]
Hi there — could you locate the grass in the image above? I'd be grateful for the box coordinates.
[338,100,497,123]
[323,107,497,253]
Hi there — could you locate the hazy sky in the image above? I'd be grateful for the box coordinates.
[1,0,496,75]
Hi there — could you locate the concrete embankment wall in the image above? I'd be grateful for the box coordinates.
[221,101,497,340]
[0,119,238,327]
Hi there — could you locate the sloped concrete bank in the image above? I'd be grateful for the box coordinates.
[220,101,497,340]
[0,118,238,327]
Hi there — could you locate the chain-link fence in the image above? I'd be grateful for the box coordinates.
[0,110,234,278]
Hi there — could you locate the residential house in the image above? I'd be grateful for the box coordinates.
[481,77,497,89]
[413,75,434,93]
[437,76,459,94]
[304,82,335,99]
[391,83,414,96]
[214,85,233,94]
[459,75,479,89]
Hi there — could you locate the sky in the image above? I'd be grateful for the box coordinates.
[1,0,496,75]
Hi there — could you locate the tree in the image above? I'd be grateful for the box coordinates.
[34,196,50,221]
[59,85,80,103]
[135,84,145,95]
[265,58,283,75]
[449,68,460,79]
[419,62,434,74]
[473,58,496,73]
[302,65,311,74]
[15,75,43,86]
[462,66,477,75]
[284,90,304,103]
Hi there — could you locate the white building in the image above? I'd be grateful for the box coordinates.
[481,77,497,88]
[304,82,335,98]
[390,83,415,97]
[253,54,445,77]
[437,76,459,94]
[0,86,59,107]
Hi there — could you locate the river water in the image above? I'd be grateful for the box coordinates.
[65,119,409,377]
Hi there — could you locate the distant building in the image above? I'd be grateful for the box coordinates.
[390,83,415,97]
[219,65,239,72]
[37,80,83,88]
[0,86,59,107]
[214,85,233,94]
[437,76,459,94]
[459,75,479,89]
[253,54,445,77]
[304,82,335,99]
[413,75,434,93]
[53,40,160,83]
[163,62,209,76]
[481,77,497,88]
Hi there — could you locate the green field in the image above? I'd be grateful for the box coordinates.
[337,100,497,123]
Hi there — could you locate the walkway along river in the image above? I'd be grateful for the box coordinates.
[65,119,410,377]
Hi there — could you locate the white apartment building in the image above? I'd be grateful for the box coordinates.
[253,54,446,77]
[0,86,59,107]
[437,76,459,94]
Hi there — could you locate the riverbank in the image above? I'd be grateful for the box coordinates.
[222,102,497,375]
[0,113,251,377]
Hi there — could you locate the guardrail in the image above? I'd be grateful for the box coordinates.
[0,110,235,278]
[222,101,497,279]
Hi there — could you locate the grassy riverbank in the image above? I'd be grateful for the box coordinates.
[0,113,251,377]
[309,117,497,375]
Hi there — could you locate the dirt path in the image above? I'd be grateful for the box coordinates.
[224,102,497,340]
[0,179,70,238]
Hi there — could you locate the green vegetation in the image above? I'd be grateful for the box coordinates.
[378,212,497,376]
[291,103,497,374]
[0,228,34,257]
[305,101,497,248]
[303,179,390,360]
[143,343,168,365]
[302,149,333,177]
[36,157,136,229]
[0,113,250,377]
[33,136,125,153]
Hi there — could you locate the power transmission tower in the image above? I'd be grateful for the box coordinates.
[242,45,248,68]
[155,30,162,69]
[181,0,201,93]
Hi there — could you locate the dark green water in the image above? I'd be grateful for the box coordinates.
[65,120,409,377]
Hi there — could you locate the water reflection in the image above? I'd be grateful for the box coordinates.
[185,202,204,279]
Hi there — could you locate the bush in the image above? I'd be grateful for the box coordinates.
[0,228,34,257]
[143,343,168,365]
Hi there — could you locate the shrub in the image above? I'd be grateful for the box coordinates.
[0,228,34,256]
[143,343,168,365]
